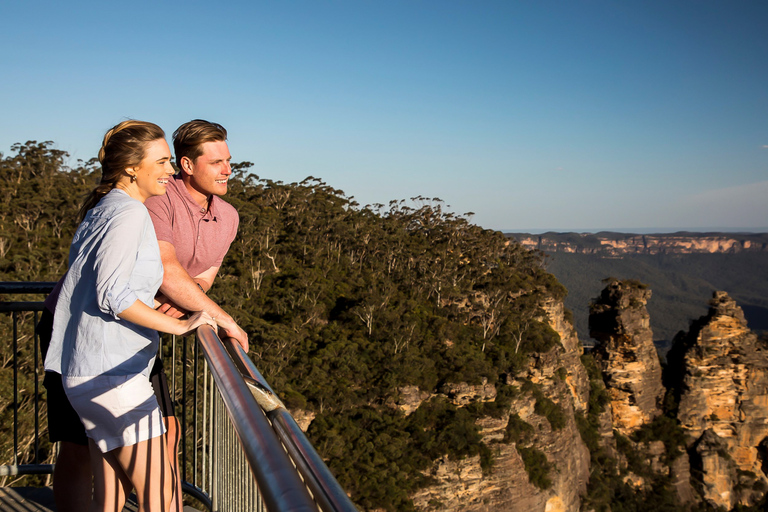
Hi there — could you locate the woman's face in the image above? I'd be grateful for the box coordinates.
[131,139,174,202]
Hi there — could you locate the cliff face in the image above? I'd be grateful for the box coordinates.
[668,292,768,509]
[409,298,591,512]
[542,299,589,413]
[411,386,589,512]
[514,233,768,256]
[588,280,664,434]
[389,285,768,511]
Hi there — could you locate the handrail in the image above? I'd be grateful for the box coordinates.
[0,282,358,512]
[0,282,58,295]
[222,338,359,512]
[195,325,318,512]
[0,281,56,314]
[0,464,55,476]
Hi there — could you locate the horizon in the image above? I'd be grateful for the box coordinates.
[2,1,766,232]
[504,227,768,235]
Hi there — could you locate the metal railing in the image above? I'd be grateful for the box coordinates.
[0,282,358,512]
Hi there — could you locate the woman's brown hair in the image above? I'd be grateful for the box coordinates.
[78,120,165,221]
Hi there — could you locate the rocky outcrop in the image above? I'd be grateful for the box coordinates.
[589,280,664,434]
[403,288,768,511]
[290,409,316,432]
[440,379,498,407]
[667,291,768,508]
[411,371,590,512]
[410,297,591,511]
[389,381,496,417]
[391,385,432,415]
[691,429,739,508]
[542,299,589,412]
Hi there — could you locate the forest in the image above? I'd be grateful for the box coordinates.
[0,141,565,510]
[1,141,762,511]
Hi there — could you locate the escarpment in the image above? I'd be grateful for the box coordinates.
[11,141,768,512]
[588,280,664,434]
[542,298,590,412]
[667,291,768,509]
[514,232,768,256]
[410,295,591,512]
[407,284,768,511]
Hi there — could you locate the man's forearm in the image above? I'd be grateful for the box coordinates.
[160,265,229,320]
[157,242,248,350]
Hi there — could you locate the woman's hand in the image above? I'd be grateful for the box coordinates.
[118,300,217,337]
[177,311,217,336]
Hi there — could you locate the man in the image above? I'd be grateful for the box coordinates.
[145,119,248,511]
[148,119,249,348]
[40,119,248,512]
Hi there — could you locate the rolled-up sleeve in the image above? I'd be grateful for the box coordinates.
[145,194,175,244]
[93,205,146,319]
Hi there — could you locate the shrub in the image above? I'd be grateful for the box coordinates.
[534,397,567,430]
[503,413,534,444]
[517,446,552,490]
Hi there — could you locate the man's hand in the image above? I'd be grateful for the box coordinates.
[215,314,249,352]
[154,292,187,319]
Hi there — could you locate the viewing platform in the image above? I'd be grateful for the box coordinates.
[0,282,357,512]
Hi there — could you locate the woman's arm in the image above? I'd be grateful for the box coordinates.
[118,299,216,336]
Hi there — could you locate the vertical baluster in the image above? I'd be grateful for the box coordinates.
[13,311,18,466]
[171,334,177,401]
[181,334,188,485]
[202,362,208,493]
[33,310,39,463]
[193,336,199,488]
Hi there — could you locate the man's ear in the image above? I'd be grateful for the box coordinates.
[180,156,194,176]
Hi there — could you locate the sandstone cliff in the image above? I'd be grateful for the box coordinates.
[588,280,664,434]
[513,232,768,256]
[667,291,768,509]
[386,287,768,511]
[542,299,589,413]
[408,298,591,512]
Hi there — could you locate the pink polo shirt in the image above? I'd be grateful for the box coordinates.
[144,174,239,279]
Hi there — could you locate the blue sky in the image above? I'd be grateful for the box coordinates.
[1,1,766,232]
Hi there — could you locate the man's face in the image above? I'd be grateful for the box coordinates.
[184,140,232,199]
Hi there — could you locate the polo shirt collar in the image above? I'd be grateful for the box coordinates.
[173,174,221,220]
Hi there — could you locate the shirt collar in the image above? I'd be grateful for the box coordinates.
[174,174,219,220]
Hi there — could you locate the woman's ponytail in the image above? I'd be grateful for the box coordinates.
[77,120,165,222]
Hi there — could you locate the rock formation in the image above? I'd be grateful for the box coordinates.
[667,291,768,509]
[588,280,664,434]
[409,297,591,511]
[403,287,768,511]
[542,299,590,412]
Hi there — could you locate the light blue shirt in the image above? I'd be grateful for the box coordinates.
[45,189,163,378]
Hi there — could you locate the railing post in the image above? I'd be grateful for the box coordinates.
[222,339,360,512]
[0,282,358,512]
[196,325,318,512]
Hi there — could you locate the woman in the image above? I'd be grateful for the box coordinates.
[44,120,216,512]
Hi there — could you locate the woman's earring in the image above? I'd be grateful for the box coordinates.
[130,174,136,183]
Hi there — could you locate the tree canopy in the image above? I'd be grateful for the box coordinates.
[0,142,568,510]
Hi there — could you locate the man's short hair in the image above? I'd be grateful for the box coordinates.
[173,120,228,167]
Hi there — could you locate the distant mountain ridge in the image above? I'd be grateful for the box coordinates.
[505,231,768,348]
[512,232,768,256]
